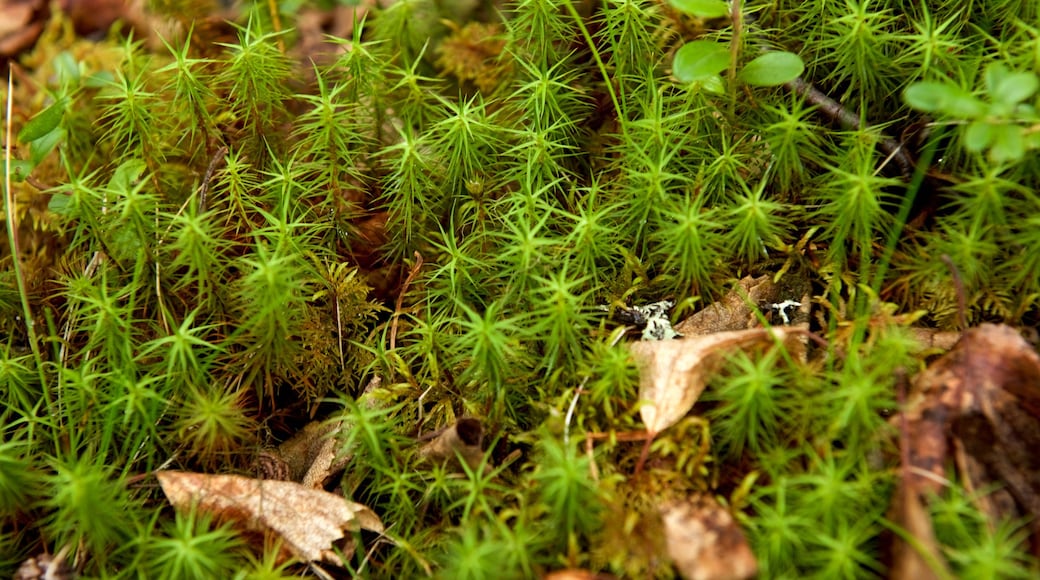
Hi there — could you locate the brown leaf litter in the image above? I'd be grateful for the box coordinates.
[660,494,758,580]
[890,323,1040,578]
[157,470,383,566]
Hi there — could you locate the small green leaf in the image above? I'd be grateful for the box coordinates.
[963,120,994,153]
[85,71,115,88]
[904,82,985,118]
[53,51,81,85]
[7,160,33,182]
[18,99,66,143]
[109,159,149,191]
[989,124,1025,163]
[993,72,1038,106]
[110,225,143,262]
[738,52,804,87]
[29,127,64,167]
[668,0,730,19]
[903,82,947,112]
[48,193,73,216]
[984,63,1009,95]
[1026,130,1040,151]
[673,41,731,84]
[700,74,725,94]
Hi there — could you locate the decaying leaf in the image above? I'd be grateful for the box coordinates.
[630,326,805,434]
[14,545,75,580]
[256,420,346,489]
[660,495,757,580]
[542,570,617,580]
[0,0,45,57]
[903,324,1040,499]
[892,323,1040,575]
[888,480,949,580]
[255,377,386,488]
[157,470,383,565]
[418,417,485,473]
[673,277,767,336]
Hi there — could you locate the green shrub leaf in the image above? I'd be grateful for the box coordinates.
[993,72,1039,106]
[963,120,995,153]
[673,40,730,84]
[29,127,64,167]
[667,0,730,19]
[738,52,804,87]
[48,193,73,216]
[18,99,66,143]
[7,160,33,182]
[989,124,1025,162]
[904,82,986,118]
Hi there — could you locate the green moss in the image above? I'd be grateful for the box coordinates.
[2,0,1038,577]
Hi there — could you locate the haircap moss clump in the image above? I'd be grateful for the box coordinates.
[2,0,1039,577]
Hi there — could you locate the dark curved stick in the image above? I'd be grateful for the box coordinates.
[784,77,916,179]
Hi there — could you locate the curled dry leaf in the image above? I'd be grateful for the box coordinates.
[256,420,346,489]
[0,0,46,57]
[418,417,485,473]
[157,471,383,566]
[903,324,1040,504]
[542,570,617,580]
[674,272,812,336]
[256,377,386,488]
[630,326,805,434]
[891,323,1040,577]
[14,545,75,580]
[660,495,757,580]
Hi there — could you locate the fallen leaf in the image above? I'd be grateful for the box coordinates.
[254,377,386,488]
[888,481,948,580]
[660,495,757,580]
[157,470,383,565]
[542,570,617,580]
[630,326,804,434]
[903,324,1040,499]
[418,417,485,472]
[675,276,774,335]
[892,323,1040,573]
[674,272,812,336]
[14,545,74,580]
[0,0,45,58]
[256,420,346,489]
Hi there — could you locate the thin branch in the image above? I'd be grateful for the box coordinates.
[389,251,424,351]
[4,70,50,399]
[784,76,916,178]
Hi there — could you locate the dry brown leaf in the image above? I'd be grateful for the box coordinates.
[891,323,1040,573]
[888,481,948,580]
[255,378,386,488]
[418,417,485,473]
[676,276,772,335]
[257,420,346,489]
[902,324,1040,500]
[157,470,383,565]
[660,495,757,580]
[542,570,617,580]
[0,0,45,57]
[14,545,75,580]
[630,326,804,434]
[674,274,811,336]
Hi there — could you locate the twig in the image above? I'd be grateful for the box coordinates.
[199,145,228,214]
[729,0,743,116]
[389,251,423,351]
[4,69,49,397]
[564,328,627,446]
[940,254,968,330]
[784,77,915,178]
